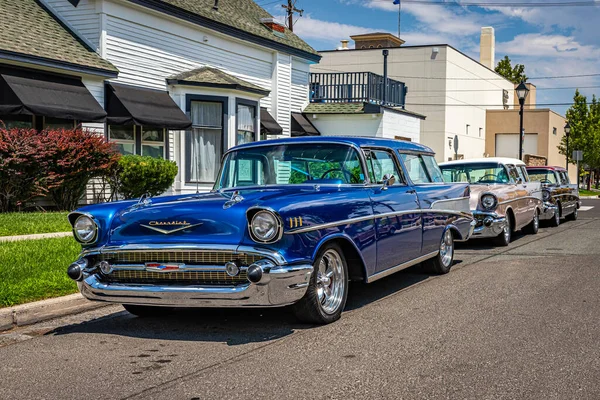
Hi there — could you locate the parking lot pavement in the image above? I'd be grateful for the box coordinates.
[1,215,599,399]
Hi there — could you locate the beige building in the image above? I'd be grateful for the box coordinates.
[312,29,514,162]
[486,109,577,182]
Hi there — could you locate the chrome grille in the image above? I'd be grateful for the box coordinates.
[103,270,248,285]
[99,251,262,265]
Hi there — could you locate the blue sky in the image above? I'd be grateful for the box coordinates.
[263,0,600,116]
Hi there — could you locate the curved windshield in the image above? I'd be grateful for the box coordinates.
[440,163,510,184]
[527,169,558,184]
[215,143,364,189]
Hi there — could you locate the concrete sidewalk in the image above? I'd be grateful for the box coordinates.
[0,231,72,243]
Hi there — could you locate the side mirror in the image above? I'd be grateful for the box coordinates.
[382,174,396,189]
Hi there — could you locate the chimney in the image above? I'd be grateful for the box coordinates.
[479,27,495,69]
[339,40,349,50]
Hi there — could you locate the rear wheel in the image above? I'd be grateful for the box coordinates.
[123,304,173,318]
[566,206,578,221]
[524,210,540,235]
[423,229,454,274]
[293,243,348,324]
[494,216,512,246]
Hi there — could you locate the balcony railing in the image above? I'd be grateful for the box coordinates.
[310,72,406,107]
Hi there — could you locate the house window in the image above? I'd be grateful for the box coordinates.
[553,127,557,135]
[109,125,166,157]
[186,101,223,183]
[44,117,75,130]
[466,124,470,135]
[236,103,256,145]
[0,115,33,129]
[479,127,482,137]
[142,127,165,158]
[109,125,136,155]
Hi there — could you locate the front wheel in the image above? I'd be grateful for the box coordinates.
[423,229,454,274]
[566,207,578,221]
[549,207,560,227]
[494,217,512,246]
[293,243,348,324]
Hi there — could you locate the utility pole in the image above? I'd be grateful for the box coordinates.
[281,0,303,32]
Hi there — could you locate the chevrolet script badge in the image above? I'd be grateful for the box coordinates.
[140,220,202,234]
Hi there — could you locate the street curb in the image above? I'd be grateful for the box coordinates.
[0,293,108,332]
[0,232,72,243]
[579,196,600,199]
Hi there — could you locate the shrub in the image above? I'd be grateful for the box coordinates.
[0,127,51,212]
[42,128,120,211]
[110,155,178,199]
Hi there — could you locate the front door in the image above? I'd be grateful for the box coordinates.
[364,148,422,273]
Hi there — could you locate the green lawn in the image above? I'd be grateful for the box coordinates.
[0,212,71,236]
[0,237,81,307]
[579,189,600,197]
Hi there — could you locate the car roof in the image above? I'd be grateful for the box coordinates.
[526,165,567,172]
[230,136,435,154]
[439,157,526,167]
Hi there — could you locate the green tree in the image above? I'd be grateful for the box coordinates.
[559,90,600,189]
[495,55,528,84]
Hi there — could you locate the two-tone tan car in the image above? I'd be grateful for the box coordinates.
[440,158,543,246]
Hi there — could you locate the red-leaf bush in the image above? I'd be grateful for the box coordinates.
[0,128,51,212]
[0,126,119,212]
[42,128,120,211]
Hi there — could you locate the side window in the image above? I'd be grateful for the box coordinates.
[365,149,405,185]
[560,172,570,185]
[399,153,432,184]
[518,166,529,182]
[421,155,444,183]
[506,164,520,183]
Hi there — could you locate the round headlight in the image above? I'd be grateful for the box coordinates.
[542,190,551,201]
[250,210,280,243]
[73,215,97,243]
[481,194,497,210]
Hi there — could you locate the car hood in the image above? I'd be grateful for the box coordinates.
[102,187,330,246]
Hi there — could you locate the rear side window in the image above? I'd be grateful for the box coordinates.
[400,153,431,184]
[421,155,444,183]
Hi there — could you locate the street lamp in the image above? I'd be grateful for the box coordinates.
[564,121,571,171]
[516,81,529,160]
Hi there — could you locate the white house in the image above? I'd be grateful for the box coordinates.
[312,31,514,162]
[6,0,320,196]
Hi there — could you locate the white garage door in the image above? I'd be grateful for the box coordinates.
[495,133,538,159]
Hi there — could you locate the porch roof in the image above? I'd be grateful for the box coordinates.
[167,67,270,96]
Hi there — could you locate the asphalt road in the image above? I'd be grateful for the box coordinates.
[1,200,599,400]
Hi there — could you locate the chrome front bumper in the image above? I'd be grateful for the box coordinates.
[471,211,507,239]
[78,263,313,308]
[539,202,558,221]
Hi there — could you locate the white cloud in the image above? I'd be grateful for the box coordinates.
[496,34,600,60]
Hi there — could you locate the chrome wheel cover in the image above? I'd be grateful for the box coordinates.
[439,229,454,267]
[533,213,539,230]
[503,223,510,242]
[316,249,346,315]
[555,211,560,225]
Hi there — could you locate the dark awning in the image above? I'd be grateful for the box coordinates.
[0,67,106,122]
[291,112,320,137]
[260,107,283,135]
[105,82,191,129]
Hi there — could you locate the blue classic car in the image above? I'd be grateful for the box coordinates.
[67,137,474,324]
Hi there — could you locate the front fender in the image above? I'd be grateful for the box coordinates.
[312,232,371,282]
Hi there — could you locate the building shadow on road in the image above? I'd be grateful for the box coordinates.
[46,260,464,345]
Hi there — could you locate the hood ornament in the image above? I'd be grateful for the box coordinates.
[140,220,203,234]
[223,190,244,209]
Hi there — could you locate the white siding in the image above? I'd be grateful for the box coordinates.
[291,59,310,112]
[104,15,272,94]
[310,114,383,137]
[276,53,292,136]
[41,0,101,50]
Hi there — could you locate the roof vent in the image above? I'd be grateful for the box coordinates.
[213,0,219,11]
[260,18,286,37]
[67,0,81,6]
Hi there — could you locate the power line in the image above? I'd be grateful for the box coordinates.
[256,0,281,6]
[404,102,577,106]
[370,0,600,7]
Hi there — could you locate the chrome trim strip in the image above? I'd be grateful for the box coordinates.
[107,264,240,272]
[285,209,473,235]
[498,196,542,205]
[430,196,470,207]
[367,251,439,283]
